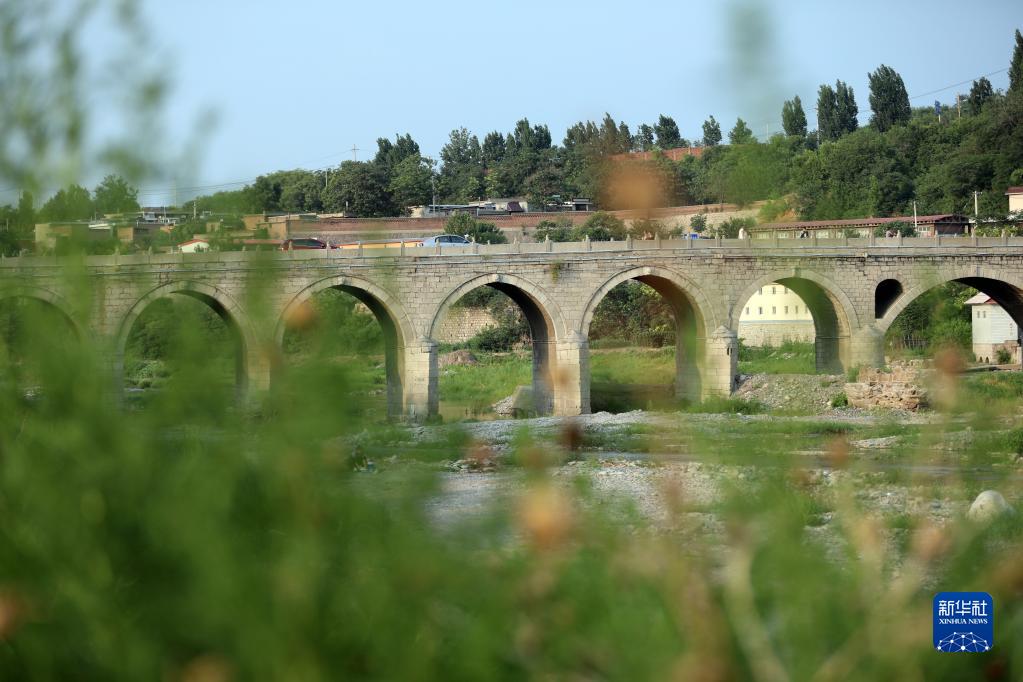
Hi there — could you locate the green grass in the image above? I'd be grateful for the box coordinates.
[683,396,766,414]
[439,351,531,409]
[738,340,816,374]
[590,347,676,384]
[961,371,1023,402]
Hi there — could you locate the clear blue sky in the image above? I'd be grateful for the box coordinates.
[119,0,1020,204]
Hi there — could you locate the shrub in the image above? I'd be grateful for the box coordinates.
[468,324,526,352]
[575,211,627,241]
[445,212,508,244]
[713,216,755,238]
[830,392,849,408]
[532,218,574,242]
[1004,427,1023,455]
[689,213,707,233]
[996,348,1013,364]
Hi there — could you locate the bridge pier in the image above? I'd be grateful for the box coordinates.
[848,326,886,370]
[704,327,738,398]
[553,332,589,416]
[815,336,846,374]
[403,338,437,421]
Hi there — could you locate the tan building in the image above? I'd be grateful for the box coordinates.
[1007,186,1023,214]
[34,221,112,249]
[738,283,815,346]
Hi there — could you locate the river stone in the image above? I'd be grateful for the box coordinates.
[967,490,1014,523]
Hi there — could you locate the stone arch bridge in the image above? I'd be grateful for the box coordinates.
[4,234,1023,418]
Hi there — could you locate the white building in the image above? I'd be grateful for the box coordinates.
[966,293,1020,364]
[178,238,210,253]
[738,283,815,346]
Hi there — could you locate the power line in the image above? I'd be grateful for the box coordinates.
[908,67,1008,101]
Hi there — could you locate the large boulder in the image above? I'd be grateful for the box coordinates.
[967,490,1014,523]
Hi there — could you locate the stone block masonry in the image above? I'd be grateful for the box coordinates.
[4,235,1023,419]
[435,306,500,344]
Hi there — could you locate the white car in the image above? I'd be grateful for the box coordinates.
[420,234,471,247]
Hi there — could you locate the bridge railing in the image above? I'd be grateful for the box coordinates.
[4,234,1023,266]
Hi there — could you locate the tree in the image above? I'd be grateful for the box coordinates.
[702,116,722,146]
[729,118,756,145]
[92,175,140,215]
[818,81,858,141]
[817,84,838,141]
[654,115,682,149]
[15,191,35,234]
[373,133,420,172]
[438,128,484,202]
[967,77,994,115]
[321,161,393,217]
[636,124,655,151]
[481,131,506,167]
[835,80,859,136]
[1011,29,1023,95]
[868,64,911,132]
[39,185,93,221]
[388,156,433,214]
[249,175,282,212]
[444,212,507,244]
[781,95,807,137]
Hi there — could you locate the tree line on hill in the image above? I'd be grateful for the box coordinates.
[4,29,1022,257]
[179,30,1020,222]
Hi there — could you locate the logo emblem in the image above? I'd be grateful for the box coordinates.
[933,592,993,652]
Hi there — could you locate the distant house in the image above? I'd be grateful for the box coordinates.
[966,293,1020,364]
[755,214,970,238]
[1007,187,1023,214]
[737,283,815,346]
[34,221,113,249]
[178,238,210,253]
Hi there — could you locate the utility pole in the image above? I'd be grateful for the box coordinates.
[974,190,981,216]
[350,144,360,162]
[956,93,962,120]
[913,200,918,233]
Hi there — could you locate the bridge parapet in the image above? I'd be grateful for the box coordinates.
[2,235,1023,269]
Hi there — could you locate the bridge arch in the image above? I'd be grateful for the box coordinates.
[0,283,83,338]
[875,271,1023,366]
[878,270,1023,338]
[733,270,859,373]
[580,266,716,403]
[115,280,261,398]
[430,273,566,416]
[276,275,415,417]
